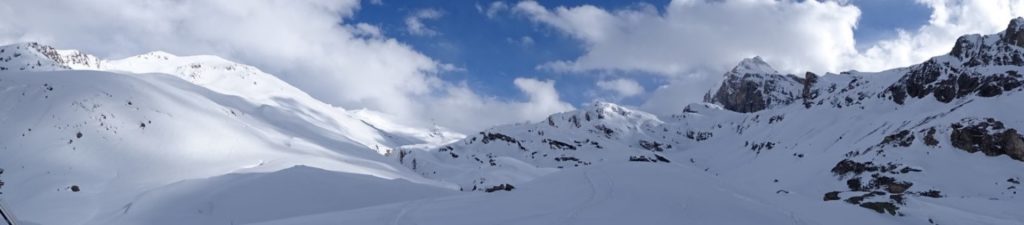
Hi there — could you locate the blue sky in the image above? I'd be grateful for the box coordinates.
[350,0,932,106]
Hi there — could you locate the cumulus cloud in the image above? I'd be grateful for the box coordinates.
[423,78,575,132]
[510,0,1024,114]
[0,0,571,133]
[405,8,444,36]
[513,0,861,75]
[477,1,510,19]
[596,78,644,98]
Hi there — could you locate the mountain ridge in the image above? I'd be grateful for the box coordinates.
[381,17,1024,224]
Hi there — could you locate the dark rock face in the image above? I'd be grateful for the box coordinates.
[706,57,804,113]
[950,118,1024,161]
[628,155,670,163]
[886,18,1024,105]
[824,191,841,201]
[1004,18,1024,47]
[924,127,939,146]
[881,130,915,147]
[831,159,912,176]
[859,202,899,216]
[484,184,515,192]
[802,72,819,108]
[885,60,1023,105]
[707,73,803,113]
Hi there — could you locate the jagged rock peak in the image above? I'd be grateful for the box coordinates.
[0,42,102,71]
[949,17,1024,66]
[729,56,779,76]
[1003,17,1024,47]
[888,17,1024,105]
[705,57,803,113]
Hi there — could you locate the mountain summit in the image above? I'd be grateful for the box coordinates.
[704,56,804,113]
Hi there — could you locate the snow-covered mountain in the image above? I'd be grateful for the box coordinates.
[0,43,461,225]
[394,102,676,190]
[4,17,1024,225]
[375,17,1024,224]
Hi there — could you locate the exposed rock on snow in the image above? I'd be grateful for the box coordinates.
[951,118,1024,161]
[705,56,804,113]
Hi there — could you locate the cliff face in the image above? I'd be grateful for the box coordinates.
[886,18,1024,105]
[705,56,804,113]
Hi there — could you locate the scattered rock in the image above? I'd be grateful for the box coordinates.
[484,184,515,193]
[924,127,939,146]
[881,130,915,147]
[950,118,1024,161]
[824,191,841,201]
[859,202,900,216]
[917,190,943,198]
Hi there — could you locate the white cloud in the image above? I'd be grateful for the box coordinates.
[596,78,644,97]
[479,1,510,19]
[422,78,575,132]
[513,0,860,76]
[511,0,1024,115]
[507,36,534,47]
[0,0,571,133]
[348,23,383,38]
[405,8,444,36]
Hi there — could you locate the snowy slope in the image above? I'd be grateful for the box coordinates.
[0,44,462,225]
[0,69,455,225]
[251,163,898,225]
[97,166,452,225]
[1,42,461,154]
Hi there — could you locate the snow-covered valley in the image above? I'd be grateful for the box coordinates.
[2,16,1024,225]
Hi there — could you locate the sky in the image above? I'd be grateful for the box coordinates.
[1,0,1023,132]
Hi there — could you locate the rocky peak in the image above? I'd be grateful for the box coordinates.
[729,56,779,76]
[1003,17,1024,47]
[888,18,1024,105]
[949,17,1024,66]
[0,42,102,71]
[705,57,804,113]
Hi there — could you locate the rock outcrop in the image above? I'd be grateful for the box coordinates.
[886,17,1024,104]
[950,118,1024,161]
[706,57,804,113]
[0,42,102,71]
